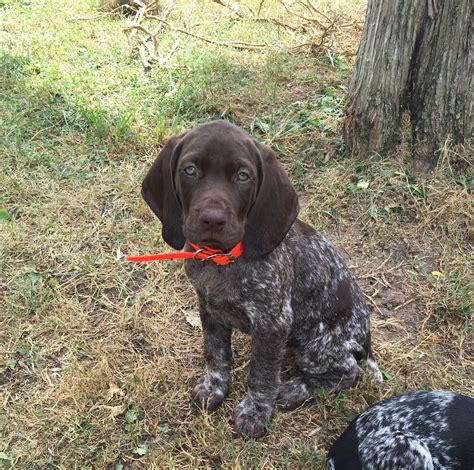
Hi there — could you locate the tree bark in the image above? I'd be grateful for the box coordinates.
[343,0,472,170]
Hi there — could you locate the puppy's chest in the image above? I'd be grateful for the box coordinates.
[185,262,253,332]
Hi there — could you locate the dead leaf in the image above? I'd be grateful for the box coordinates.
[107,382,124,400]
[356,180,370,189]
[183,311,201,329]
[431,271,444,277]
[107,404,126,418]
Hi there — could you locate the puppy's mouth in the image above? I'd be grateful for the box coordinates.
[190,237,238,252]
[184,216,244,252]
[185,226,243,251]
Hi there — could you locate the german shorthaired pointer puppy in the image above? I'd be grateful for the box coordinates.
[141,120,381,438]
[326,390,474,469]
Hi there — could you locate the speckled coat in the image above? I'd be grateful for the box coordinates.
[185,219,381,438]
[326,390,474,469]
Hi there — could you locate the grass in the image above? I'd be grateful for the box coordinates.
[0,0,472,468]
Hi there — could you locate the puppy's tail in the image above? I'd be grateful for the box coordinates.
[349,339,383,384]
[361,334,383,384]
[366,354,383,383]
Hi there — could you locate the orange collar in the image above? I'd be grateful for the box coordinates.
[126,241,243,266]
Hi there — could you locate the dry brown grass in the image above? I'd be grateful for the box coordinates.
[2,142,471,466]
[1,0,472,468]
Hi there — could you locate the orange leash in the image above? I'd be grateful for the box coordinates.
[126,241,243,266]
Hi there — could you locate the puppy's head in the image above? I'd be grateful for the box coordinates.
[142,120,299,258]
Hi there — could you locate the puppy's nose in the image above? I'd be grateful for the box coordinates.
[199,208,227,231]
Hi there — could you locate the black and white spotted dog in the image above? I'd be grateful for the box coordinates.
[141,120,382,438]
[327,390,474,469]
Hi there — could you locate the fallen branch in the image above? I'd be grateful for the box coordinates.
[122,0,363,70]
[124,0,180,69]
[211,0,254,18]
[300,0,334,24]
[247,16,301,33]
[126,16,267,50]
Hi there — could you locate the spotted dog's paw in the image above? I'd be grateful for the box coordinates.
[276,377,311,410]
[232,396,273,439]
[191,374,229,412]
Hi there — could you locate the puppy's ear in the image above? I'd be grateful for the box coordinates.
[243,141,299,258]
[141,133,187,249]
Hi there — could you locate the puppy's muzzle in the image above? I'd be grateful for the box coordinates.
[198,207,227,232]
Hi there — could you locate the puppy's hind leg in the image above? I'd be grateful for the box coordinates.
[277,343,364,410]
[276,362,363,410]
[276,376,312,410]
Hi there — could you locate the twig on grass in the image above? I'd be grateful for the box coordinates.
[211,0,254,18]
[363,292,385,317]
[123,0,179,70]
[121,0,363,70]
[132,15,267,50]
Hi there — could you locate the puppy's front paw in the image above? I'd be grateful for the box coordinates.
[276,377,311,410]
[232,396,273,439]
[191,374,228,412]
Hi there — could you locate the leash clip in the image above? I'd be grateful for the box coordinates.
[225,253,236,264]
[194,250,236,264]
[192,248,205,260]
[201,252,235,264]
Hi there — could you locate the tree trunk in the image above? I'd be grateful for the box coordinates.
[343,0,472,170]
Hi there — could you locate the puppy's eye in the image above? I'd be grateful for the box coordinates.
[237,170,250,182]
[183,164,197,176]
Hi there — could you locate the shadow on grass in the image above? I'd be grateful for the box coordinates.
[0,49,275,155]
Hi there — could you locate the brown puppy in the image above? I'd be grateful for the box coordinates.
[142,120,380,438]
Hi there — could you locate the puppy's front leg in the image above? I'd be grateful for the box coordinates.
[233,324,288,439]
[191,303,232,412]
